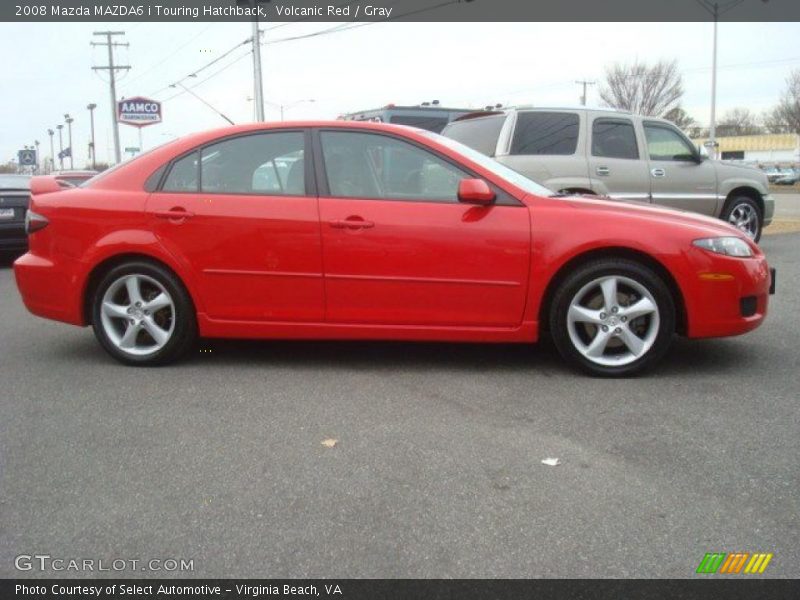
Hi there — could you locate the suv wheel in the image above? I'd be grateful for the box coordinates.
[721,196,762,242]
[91,261,196,366]
[549,259,675,377]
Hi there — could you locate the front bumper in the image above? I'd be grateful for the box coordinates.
[762,194,775,226]
[684,251,772,339]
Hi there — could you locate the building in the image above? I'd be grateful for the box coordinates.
[692,133,800,165]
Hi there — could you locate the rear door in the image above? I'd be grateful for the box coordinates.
[315,129,530,327]
[587,114,650,203]
[146,130,325,322]
[643,121,718,215]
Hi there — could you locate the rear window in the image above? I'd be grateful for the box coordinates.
[441,115,505,156]
[511,111,579,156]
[591,118,638,160]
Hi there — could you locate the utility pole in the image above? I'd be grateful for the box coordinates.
[250,1,265,122]
[56,124,64,170]
[92,31,130,164]
[34,140,40,174]
[87,103,97,170]
[47,129,55,174]
[575,80,596,106]
[64,114,74,169]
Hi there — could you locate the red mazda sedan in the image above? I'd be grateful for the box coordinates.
[14,121,774,375]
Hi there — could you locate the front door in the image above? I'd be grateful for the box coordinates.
[315,129,530,327]
[146,130,325,322]
[643,122,719,216]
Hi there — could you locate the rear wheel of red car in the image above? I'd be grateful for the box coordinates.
[91,261,196,366]
[549,259,675,377]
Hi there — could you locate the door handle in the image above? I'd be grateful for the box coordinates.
[596,166,610,176]
[329,217,375,230]
[651,168,666,178]
[154,208,194,220]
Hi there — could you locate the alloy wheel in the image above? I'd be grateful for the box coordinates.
[727,202,759,240]
[566,275,660,367]
[99,274,176,357]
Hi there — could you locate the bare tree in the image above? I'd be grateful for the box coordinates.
[599,60,684,117]
[716,108,763,136]
[774,69,800,134]
[761,107,792,134]
[662,106,696,132]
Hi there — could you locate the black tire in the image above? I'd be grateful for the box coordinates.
[720,195,763,242]
[549,258,676,377]
[91,260,197,366]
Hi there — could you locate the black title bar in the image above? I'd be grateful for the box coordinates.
[4,579,800,600]
[4,0,800,22]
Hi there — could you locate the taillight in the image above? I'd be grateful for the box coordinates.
[25,209,49,234]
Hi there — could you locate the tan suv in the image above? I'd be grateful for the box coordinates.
[441,107,774,241]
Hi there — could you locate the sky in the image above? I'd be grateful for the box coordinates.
[1,21,799,167]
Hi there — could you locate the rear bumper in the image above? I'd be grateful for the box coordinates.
[0,223,27,251]
[13,252,85,326]
[684,251,771,339]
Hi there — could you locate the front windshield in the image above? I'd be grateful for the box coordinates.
[421,130,554,197]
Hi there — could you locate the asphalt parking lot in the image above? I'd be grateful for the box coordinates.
[0,233,798,579]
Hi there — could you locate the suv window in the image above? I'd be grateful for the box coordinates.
[644,124,696,161]
[201,132,306,195]
[320,131,468,202]
[510,112,579,155]
[592,118,638,159]
[441,115,505,156]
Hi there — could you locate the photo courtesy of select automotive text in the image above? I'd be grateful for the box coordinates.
[1,0,800,598]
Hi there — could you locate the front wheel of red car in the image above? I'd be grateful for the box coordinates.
[91,261,197,366]
[549,259,676,377]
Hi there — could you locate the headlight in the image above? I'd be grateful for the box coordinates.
[692,237,753,257]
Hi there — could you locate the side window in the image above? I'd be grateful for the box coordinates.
[591,118,639,159]
[644,125,696,161]
[201,132,305,195]
[510,112,579,155]
[320,131,468,202]
[162,152,199,192]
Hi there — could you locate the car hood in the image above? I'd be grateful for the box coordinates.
[552,194,745,238]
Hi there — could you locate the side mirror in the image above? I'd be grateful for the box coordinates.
[457,178,495,205]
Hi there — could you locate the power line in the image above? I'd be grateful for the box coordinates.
[123,24,216,91]
[160,49,252,102]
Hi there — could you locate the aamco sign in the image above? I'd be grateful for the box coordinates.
[117,96,162,128]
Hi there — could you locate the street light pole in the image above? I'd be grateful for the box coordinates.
[87,103,97,170]
[47,129,55,174]
[696,0,769,158]
[56,124,64,170]
[34,140,40,174]
[65,114,74,169]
